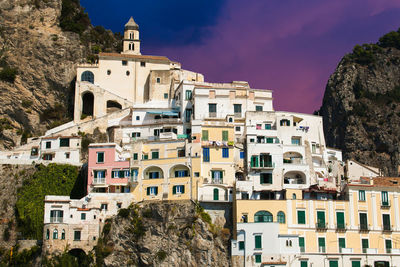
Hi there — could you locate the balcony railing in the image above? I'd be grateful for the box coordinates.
[359,224,369,232]
[336,223,346,232]
[209,112,217,118]
[316,222,327,230]
[93,178,106,185]
[211,178,223,184]
[383,224,392,232]
[251,162,275,169]
[50,217,63,223]
[381,200,391,208]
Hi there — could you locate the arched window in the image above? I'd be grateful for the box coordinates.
[129,43,134,50]
[292,193,296,200]
[81,71,94,83]
[61,229,65,240]
[277,211,285,223]
[254,210,273,222]
[129,32,134,39]
[228,117,233,123]
[46,229,50,240]
[53,229,58,239]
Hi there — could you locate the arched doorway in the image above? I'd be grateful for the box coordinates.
[82,91,94,117]
[106,100,122,113]
[68,248,91,266]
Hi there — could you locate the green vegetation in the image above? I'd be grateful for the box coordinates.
[16,164,79,240]
[379,28,400,50]
[195,202,211,225]
[347,44,382,65]
[156,250,167,262]
[59,0,90,35]
[21,100,33,108]
[117,208,129,218]
[0,66,18,83]
[0,245,41,266]
[39,103,70,129]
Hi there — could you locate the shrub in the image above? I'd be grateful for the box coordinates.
[0,66,18,83]
[156,250,167,262]
[379,30,400,49]
[118,208,129,218]
[142,208,152,218]
[59,0,90,35]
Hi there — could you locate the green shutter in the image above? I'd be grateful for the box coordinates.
[318,237,325,248]
[220,171,223,179]
[301,261,308,267]
[336,212,344,227]
[298,210,305,224]
[146,187,150,195]
[255,235,262,249]
[329,261,338,267]
[213,188,219,200]
[267,173,272,184]
[173,186,176,195]
[202,130,209,141]
[339,238,345,250]
[182,185,185,194]
[133,153,138,160]
[255,254,261,263]
[383,214,390,228]
[239,241,244,250]
[211,171,215,178]
[360,213,368,226]
[111,171,115,178]
[362,239,369,249]
[222,131,228,141]
[386,239,392,253]
[299,237,304,247]
[317,211,325,226]
[351,261,361,267]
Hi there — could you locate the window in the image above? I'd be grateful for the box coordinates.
[382,191,389,206]
[222,148,229,158]
[291,137,301,146]
[74,230,81,241]
[256,124,262,130]
[300,261,308,267]
[256,105,263,111]
[386,239,392,253]
[317,211,326,228]
[31,147,38,156]
[338,238,346,252]
[250,138,255,143]
[65,152,70,159]
[280,119,290,126]
[175,170,188,177]
[122,60,127,66]
[132,132,141,138]
[359,213,368,230]
[254,211,273,222]
[140,61,146,67]
[213,188,219,200]
[126,70,130,76]
[351,261,361,267]
[151,150,159,159]
[255,235,262,249]
[164,93,168,99]
[81,213,86,220]
[235,126,241,132]
[250,155,259,167]
[156,77,161,83]
[81,71,94,83]
[46,229,50,240]
[143,154,148,160]
[178,149,185,158]
[46,141,51,149]
[94,170,105,179]
[329,260,338,267]
[53,229,58,239]
[185,90,192,100]
[133,153,138,160]
[203,148,210,162]
[265,124,271,130]
[194,172,200,177]
[260,173,272,184]
[173,185,185,195]
[209,103,217,116]
[292,193,296,200]
[211,170,223,183]
[362,238,369,253]
[240,151,244,159]
[129,43,134,50]
[202,130,209,141]
[107,70,111,75]
[97,152,104,163]
[149,172,160,179]
[255,254,261,263]
[277,211,285,223]
[318,237,326,252]
[234,104,242,114]
[383,214,391,231]
[50,210,64,223]
[299,237,305,252]
[222,130,228,141]
[100,204,108,211]
[241,192,249,200]
[146,186,158,196]
[185,109,192,122]
[297,210,306,224]
[129,32,134,39]
[59,138,70,147]
[359,190,365,201]
[61,229,65,240]
[336,211,345,229]
[239,241,244,250]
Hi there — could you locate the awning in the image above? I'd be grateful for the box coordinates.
[147,110,179,116]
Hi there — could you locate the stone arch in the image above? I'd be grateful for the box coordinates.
[68,248,89,265]
[169,164,190,178]
[283,151,303,164]
[284,171,306,185]
[81,71,94,83]
[106,100,122,113]
[143,166,164,179]
[82,91,94,117]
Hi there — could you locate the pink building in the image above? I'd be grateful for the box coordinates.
[87,143,130,193]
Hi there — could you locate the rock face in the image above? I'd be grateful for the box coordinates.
[320,40,400,176]
[100,201,231,267]
[0,0,120,148]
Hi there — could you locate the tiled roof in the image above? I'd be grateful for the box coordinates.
[99,52,170,62]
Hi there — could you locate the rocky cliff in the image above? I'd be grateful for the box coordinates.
[98,201,231,267]
[0,0,121,149]
[320,28,400,176]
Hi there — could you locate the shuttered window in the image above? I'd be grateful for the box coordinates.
[203,148,210,162]
[329,261,338,267]
[202,130,209,141]
[336,211,345,229]
[300,261,308,267]
[339,238,346,252]
[351,261,361,267]
[297,210,306,224]
[222,130,228,141]
[255,235,262,249]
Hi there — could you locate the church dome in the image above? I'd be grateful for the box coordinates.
[125,17,139,30]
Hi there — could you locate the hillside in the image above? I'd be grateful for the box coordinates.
[0,0,121,149]
[320,28,400,176]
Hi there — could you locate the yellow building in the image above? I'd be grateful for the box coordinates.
[233,178,400,267]
[129,139,200,202]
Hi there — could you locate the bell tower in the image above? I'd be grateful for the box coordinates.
[122,17,140,55]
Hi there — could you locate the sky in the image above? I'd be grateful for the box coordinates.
[80,0,400,113]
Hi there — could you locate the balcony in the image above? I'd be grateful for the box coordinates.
[359,224,369,232]
[316,222,327,231]
[208,112,217,118]
[210,178,223,184]
[50,216,63,223]
[340,248,353,253]
[283,158,305,165]
[381,200,391,208]
[93,178,106,185]
[129,175,138,184]
[383,224,392,232]
[234,112,242,118]
[336,223,346,232]
[251,162,275,170]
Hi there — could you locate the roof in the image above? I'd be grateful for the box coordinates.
[348,177,400,188]
[99,52,170,62]
[125,17,139,30]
